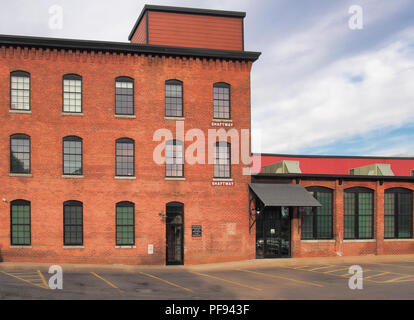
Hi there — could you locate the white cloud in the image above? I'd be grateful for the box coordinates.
[252,2,414,156]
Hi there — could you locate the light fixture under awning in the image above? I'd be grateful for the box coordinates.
[249,183,322,207]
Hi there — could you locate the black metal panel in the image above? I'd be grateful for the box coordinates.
[0,34,261,61]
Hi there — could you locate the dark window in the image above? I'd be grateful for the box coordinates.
[301,187,333,240]
[213,82,231,120]
[63,201,83,246]
[166,140,184,178]
[115,77,134,115]
[214,142,231,179]
[165,80,183,117]
[116,138,135,177]
[385,188,413,239]
[10,200,31,246]
[10,134,30,174]
[344,188,374,239]
[10,71,30,110]
[63,74,82,113]
[63,136,83,175]
[116,202,135,246]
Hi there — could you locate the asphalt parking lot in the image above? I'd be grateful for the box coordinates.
[1,256,414,299]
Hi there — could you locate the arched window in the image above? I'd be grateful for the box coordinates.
[10,71,30,111]
[300,187,333,240]
[63,201,83,246]
[385,188,413,239]
[165,80,183,117]
[115,76,134,115]
[214,141,231,179]
[10,134,30,174]
[10,200,31,246]
[116,202,135,246]
[165,140,184,178]
[63,74,82,113]
[213,82,230,120]
[116,138,135,177]
[344,187,374,239]
[63,136,83,175]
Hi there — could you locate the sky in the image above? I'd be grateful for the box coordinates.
[1,0,414,156]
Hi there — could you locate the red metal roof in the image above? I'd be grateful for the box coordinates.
[252,154,414,176]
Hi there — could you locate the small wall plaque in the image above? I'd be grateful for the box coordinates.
[192,225,202,238]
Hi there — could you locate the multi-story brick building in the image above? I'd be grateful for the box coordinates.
[0,5,260,265]
[1,4,414,266]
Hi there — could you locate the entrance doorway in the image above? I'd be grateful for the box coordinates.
[256,207,291,258]
[166,202,184,265]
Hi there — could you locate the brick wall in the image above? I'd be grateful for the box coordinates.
[295,179,414,257]
[0,45,255,265]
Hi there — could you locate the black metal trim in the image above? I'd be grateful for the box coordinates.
[301,187,334,240]
[115,76,135,116]
[165,140,185,178]
[62,74,82,113]
[10,199,31,246]
[213,82,231,120]
[384,188,413,239]
[115,138,135,177]
[10,70,31,111]
[145,11,149,44]
[62,136,83,176]
[213,141,232,179]
[115,201,136,246]
[10,133,31,174]
[253,173,414,182]
[128,5,246,41]
[344,188,374,240]
[0,34,261,62]
[166,201,184,266]
[165,79,184,118]
[63,200,84,246]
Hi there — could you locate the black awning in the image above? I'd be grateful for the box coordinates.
[249,183,321,207]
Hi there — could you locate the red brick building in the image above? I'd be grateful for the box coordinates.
[0,5,260,265]
[250,154,414,259]
[1,4,414,266]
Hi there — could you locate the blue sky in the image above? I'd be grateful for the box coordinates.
[1,0,414,156]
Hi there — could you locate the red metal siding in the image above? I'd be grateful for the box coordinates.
[131,13,147,44]
[145,11,243,51]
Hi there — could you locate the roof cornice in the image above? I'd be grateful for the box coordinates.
[0,34,261,62]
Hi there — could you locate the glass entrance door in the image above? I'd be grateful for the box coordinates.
[256,207,291,258]
[166,202,184,265]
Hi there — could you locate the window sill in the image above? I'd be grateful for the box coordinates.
[62,175,84,179]
[115,176,136,180]
[165,177,186,181]
[115,246,136,249]
[9,173,32,177]
[62,112,84,117]
[343,239,376,243]
[213,178,234,182]
[63,246,85,249]
[212,119,232,122]
[384,239,414,242]
[301,240,335,243]
[164,116,185,121]
[10,245,32,248]
[115,114,136,119]
[9,110,31,114]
